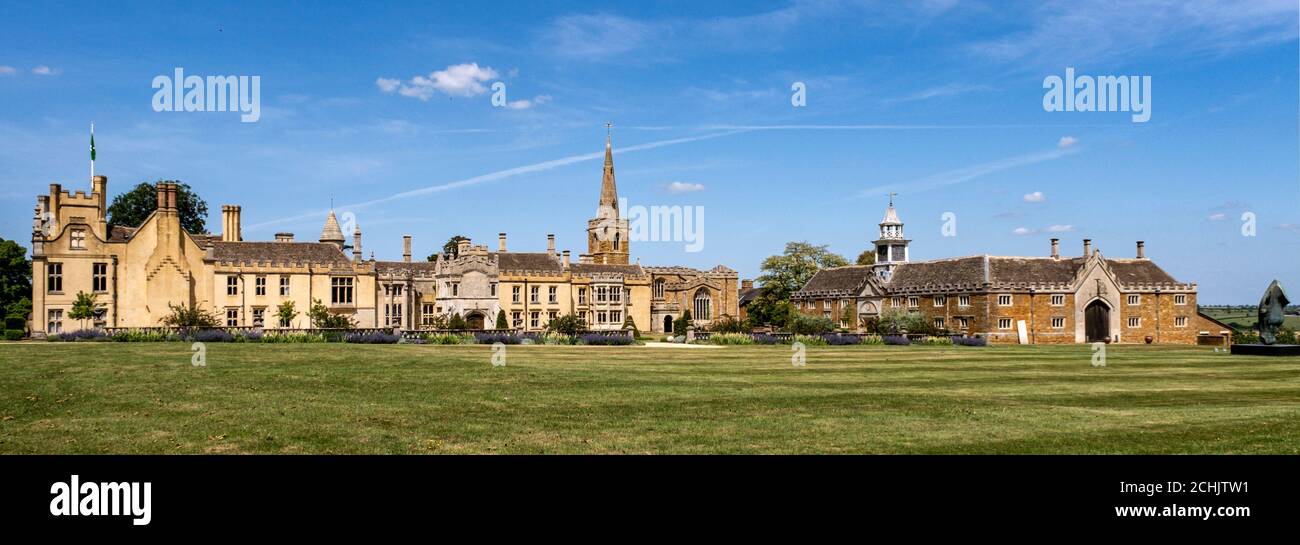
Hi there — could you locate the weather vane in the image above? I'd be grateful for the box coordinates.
[605,121,613,136]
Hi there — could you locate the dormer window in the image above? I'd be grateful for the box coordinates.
[70,229,86,249]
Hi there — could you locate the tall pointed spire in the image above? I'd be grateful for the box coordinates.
[320,209,345,248]
[598,122,618,218]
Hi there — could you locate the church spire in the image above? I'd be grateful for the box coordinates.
[598,122,618,217]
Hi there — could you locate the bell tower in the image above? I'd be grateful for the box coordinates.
[872,193,910,281]
[585,124,629,264]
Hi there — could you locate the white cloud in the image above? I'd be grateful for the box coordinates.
[1208,212,1227,221]
[378,63,499,101]
[0,66,15,75]
[1046,224,1075,233]
[503,94,551,110]
[1013,227,1033,236]
[666,181,706,194]
[860,144,1079,196]
[1057,136,1078,150]
[32,65,58,76]
[1023,191,1046,203]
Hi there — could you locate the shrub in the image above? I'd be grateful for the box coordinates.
[792,334,828,346]
[4,330,24,341]
[344,331,400,344]
[579,333,635,346]
[4,317,25,330]
[708,316,748,334]
[309,299,355,329]
[261,332,325,343]
[707,332,756,345]
[495,310,509,330]
[546,314,587,336]
[673,310,693,336]
[425,332,475,345]
[447,314,468,330]
[823,334,861,346]
[1231,329,1259,345]
[953,336,987,347]
[1277,326,1297,345]
[860,335,884,345]
[110,330,179,342]
[474,332,521,345]
[787,314,836,335]
[50,329,110,342]
[883,335,911,346]
[752,334,784,345]
[917,336,953,346]
[160,303,220,328]
[188,329,235,342]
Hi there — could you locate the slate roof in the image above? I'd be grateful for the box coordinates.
[738,287,762,306]
[1107,259,1178,285]
[570,262,646,277]
[794,265,874,297]
[376,261,439,275]
[887,257,987,289]
[496,252,563,272]
[107,225,137,242]
[209,241,353,266]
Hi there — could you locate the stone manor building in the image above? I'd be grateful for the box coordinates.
[28,135,737,337]
[792,199,1230,344]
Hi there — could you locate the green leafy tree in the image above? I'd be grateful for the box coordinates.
[107,181,209,234]
[875,309,931,335]
[68,291,97,329]
[447,313,468,330]
[787,314,836,335]
[276,300,299,328]
[160,302,220,328]
[308,299,355,329]
[708,316,748,333]
[673,309,693,336]
[495,309,508,329]
[0,238,31,319]
[840,304,857,329]
[746,242,847,328]
[546,313,587,336]
[856,250,877,266]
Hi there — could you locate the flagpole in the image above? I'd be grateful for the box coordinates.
[90,123,95,179]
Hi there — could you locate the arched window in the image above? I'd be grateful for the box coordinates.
[614,232,621,250]
[693,289,712,321]
[653,278,665,300]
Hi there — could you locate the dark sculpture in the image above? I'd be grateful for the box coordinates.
[1257,280,1290,345]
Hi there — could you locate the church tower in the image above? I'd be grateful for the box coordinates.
[872,194,910,281]
[585,127,630,264]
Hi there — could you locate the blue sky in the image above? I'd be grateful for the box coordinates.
[1,0,1297,304]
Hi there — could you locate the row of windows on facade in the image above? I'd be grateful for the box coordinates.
[802,293,1189,311]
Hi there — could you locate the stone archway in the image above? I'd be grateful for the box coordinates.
[465,311,486,330]
[663,315,674,333]
[1085,300,1110,342]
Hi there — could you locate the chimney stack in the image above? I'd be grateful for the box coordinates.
[156,182,168,210]
[1050,238,1060,260]
[498,232,507,252]
[1136,240,1145,259]
[403,235,412,262]
[1083,238,1092,257]
[562,250,570,267]
[547,233,556,253]
[742,279,754,290]
[353,226,363,262]
[274,232,294,242]
[221,205,243,241]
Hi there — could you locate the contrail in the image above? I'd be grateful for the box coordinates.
[858,145,1082,197]
[246,129,750,230]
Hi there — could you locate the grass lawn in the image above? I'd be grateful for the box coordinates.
[1,342,1298,454]
[1201,308,1300,331]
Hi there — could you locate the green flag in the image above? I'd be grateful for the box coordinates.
[90,129,96,161]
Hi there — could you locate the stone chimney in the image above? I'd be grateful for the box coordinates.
[353,226,363,262]
[221,205,242,241]
[498,232,507,252]
[1083,238,1092,257]
[457,238,471,256]
[547,234,556,253]
[156,182,168,210]
[562,250,570,267]
[92,175,107,235]
[1050,238,1060,260]
[742,279,754,290]
[274,232,294,242]
[403,235,412,262]
[1136,240,1145,259]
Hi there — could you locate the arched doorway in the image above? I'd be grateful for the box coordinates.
[663,315,674,333]
[465,312,486,330]
[1085,300,1110,342]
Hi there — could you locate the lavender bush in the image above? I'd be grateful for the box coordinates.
[578,333,635,346]
[49,329,108,342]
[883,335,911,346]
[952,336,987,347]
[344,331,401,344]
[474,332,521,344]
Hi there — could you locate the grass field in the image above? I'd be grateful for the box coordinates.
[1,342,1298,454]
[1200,308,1300,331]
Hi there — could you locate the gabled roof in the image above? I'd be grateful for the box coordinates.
[738,287,762,306]
[496,252,563,272]
[1107,259,1178,285]
[888,256,987,289]
[210,241,353,267]
[794,265,874,297]
[376,261,438,275]
[570,262,646,277]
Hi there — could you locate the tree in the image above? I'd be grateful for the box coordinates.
[107,181,209,234]
[840,304,857,330]
[756,241,848,301]
[276,300,299,328]
[429,235,471,261]
[160,302,220,328]
[68,291,97,329]
[856,250,876,266]
[744,290,796,329]
[447,313,468,330]
[546,313,587,336]
[673,309,693,335]
[788,314,836,335]
[622,314,640,337]
[495,309,508,329]
[0,238,31,319]
[308,299,355,329]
